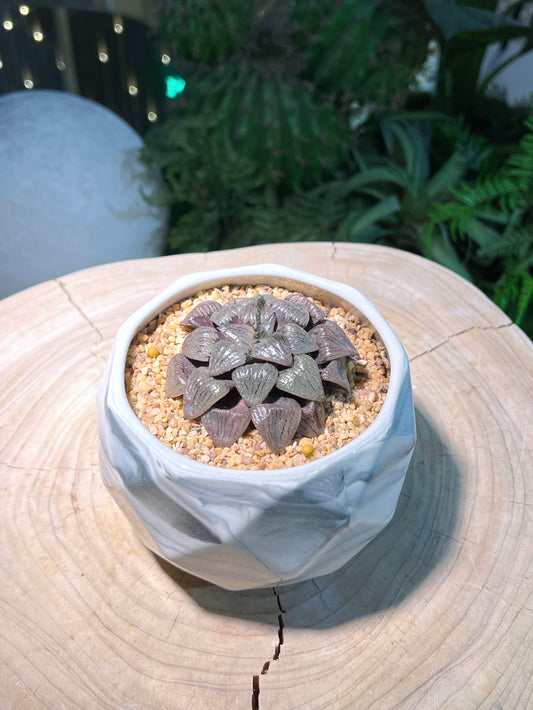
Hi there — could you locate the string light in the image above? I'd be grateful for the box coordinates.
[147,100,158,122]
[23,68,34,89]
[19,5,29,15]
[161,54,171,65]
[127,72,138,96]
[0,58,3,70]
[113,15,123,34]
[3,19,14,30]
[97,38,109,64]
[33,29,43,41]
[55,48,65,70]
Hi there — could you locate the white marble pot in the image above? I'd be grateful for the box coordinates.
[97,264,416,590]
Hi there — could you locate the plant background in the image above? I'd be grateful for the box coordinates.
[141,0,533,336]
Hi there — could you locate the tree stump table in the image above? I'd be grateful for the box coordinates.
[1,243,531,709]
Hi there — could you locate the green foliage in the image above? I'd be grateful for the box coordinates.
[292,0,430,103]
[142,110,348,253]
[333,115,488,278]
[143,0,533,334]
[335,115,533,330]
[145,0,433,200]
[429,117,533,328]
[157,0,252,64]
[422,0,533,120]
[178,65,351,191]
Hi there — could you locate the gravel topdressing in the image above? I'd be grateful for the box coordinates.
[125,284,390,470]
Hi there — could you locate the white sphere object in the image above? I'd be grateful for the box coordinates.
[0,90,167,299]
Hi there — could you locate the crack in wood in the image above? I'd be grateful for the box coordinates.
[409,322,514,363]
[251,587,287,709]
[56,279,105,342]
[251,674,260,710]
[273,614,284,660]
[1,462,96,474]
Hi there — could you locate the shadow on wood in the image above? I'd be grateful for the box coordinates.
[154,406,460,628]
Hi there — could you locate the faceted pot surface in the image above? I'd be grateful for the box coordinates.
[97,264,416,590]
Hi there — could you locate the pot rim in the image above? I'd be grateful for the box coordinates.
[102,263,412,483]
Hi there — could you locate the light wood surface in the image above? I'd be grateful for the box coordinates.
[1,242,532,709]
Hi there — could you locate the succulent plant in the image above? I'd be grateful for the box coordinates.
[165,292,359,454]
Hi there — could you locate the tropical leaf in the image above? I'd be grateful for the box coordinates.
[422,0,530,41]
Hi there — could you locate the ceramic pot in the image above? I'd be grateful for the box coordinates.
[97,264,416,590]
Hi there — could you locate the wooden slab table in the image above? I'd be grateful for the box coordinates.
[1,242,532,709]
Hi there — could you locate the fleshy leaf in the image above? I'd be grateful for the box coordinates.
[218,323,255,352]
[202,399,251,447]
[276,354,326,401]
[180,300,222,327]
[183,367,231,419]
[232,362,278,406]
[250,333,293,366]
[297,400,327,438]
[285,293,327,324]
[239,296,276,333]
[310,321,359,364]
[210,299,247,327]
[266,295,309,327]
[251,397,302,454]
[320,357,351,392]
[165,353,196,398]
[181,326,219,362]
[208,340,247,376]
[278,323,317,355]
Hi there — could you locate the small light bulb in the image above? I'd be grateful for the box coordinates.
[161,54,170,65]
[147,111,157,122]
[0,60,3,69]
[19,5,29,15]
[113,14,124,34]
[56,60,66,70]
[3,19,14,30]
[128,85,138,96]
[33,30,43,41]
[98,52,108,63]
[24,78,34,89]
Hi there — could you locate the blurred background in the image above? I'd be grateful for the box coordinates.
[0,0,532,334]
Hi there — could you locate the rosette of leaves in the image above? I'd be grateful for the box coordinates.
[165,293,359,454]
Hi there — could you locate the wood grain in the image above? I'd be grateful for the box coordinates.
[1,243,531,709]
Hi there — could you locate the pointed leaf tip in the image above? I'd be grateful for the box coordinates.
[277,354,325,401]
[183,368,231,419]
[251,398,302,454]
[202,399,251,448]
[165,353,196,398]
